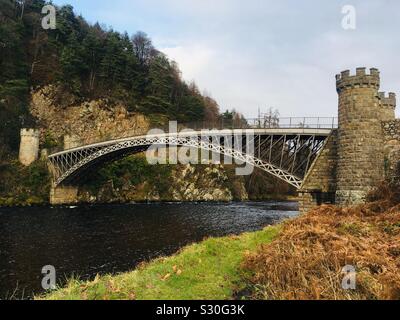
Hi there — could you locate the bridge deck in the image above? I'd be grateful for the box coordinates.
[49,128,333,157]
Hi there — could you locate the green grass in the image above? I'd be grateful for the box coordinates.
[40,226,280,300]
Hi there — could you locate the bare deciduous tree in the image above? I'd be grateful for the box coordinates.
[131,31,154,66]
[203,94,220,124]
[262,107,280,128]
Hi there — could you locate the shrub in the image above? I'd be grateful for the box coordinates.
[83,154,172,196]
[0,160,50,206]
[242,193,400,300]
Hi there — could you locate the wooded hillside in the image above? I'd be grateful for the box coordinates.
[0,0,222,153]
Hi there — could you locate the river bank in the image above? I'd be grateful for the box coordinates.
[0,201,297,299]
[41,226,280,300]
[0,198,299,209]
[40,185,400,300]
[0,154,295,207]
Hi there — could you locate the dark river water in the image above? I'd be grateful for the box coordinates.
[0,201,298,299]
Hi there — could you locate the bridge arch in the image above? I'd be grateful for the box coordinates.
[48,129,331,191]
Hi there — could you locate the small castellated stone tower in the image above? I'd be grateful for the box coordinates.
[379,92,396,121]
[19,128,40,166]
[335,67,395,205]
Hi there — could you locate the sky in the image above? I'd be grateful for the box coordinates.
[52,0,400,118]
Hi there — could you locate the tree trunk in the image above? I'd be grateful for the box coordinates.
[20,0,25,20]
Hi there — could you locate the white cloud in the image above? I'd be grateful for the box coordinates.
[55,0,400,118]
[161,45,216,82]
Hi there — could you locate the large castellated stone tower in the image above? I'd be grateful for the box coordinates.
[19,128,40,166]
[283,67,398,213]
[335,68,395,205]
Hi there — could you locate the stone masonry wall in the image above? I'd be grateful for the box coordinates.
[19,129,40,166]
[299,131,338,213]
[300,68,398,213]
[379,92,396,121]
[50,186,78,205]
[382,119,400,182]
[335,68,386,205]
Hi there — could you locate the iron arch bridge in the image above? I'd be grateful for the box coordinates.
[48,128,333,190]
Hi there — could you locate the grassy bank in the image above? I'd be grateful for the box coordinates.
[41,226,280,300]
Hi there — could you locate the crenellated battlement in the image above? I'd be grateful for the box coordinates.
[20,128,40,138]
[379,92,396,109]
[379,92,396,121]
[336,67,380,92]
[335,67,397,205]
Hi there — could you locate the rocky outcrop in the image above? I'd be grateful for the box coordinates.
[30,85,150,147]
[28,86,250,204]
[170,164,246,202]
[77,163,248,203]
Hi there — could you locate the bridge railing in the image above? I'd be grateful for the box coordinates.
[182,117,338,130]
[246,117,338,129]
[49,117,338,154]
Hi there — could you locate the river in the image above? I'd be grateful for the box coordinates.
[0,201,298,299]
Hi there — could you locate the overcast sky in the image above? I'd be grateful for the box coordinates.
[52,0,400,118]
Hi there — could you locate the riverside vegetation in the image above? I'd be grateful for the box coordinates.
[0,160,50,206]
[41,226,281,300]
[0,152,293,206]
[41,182,400,300]
[243,183,400,300]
